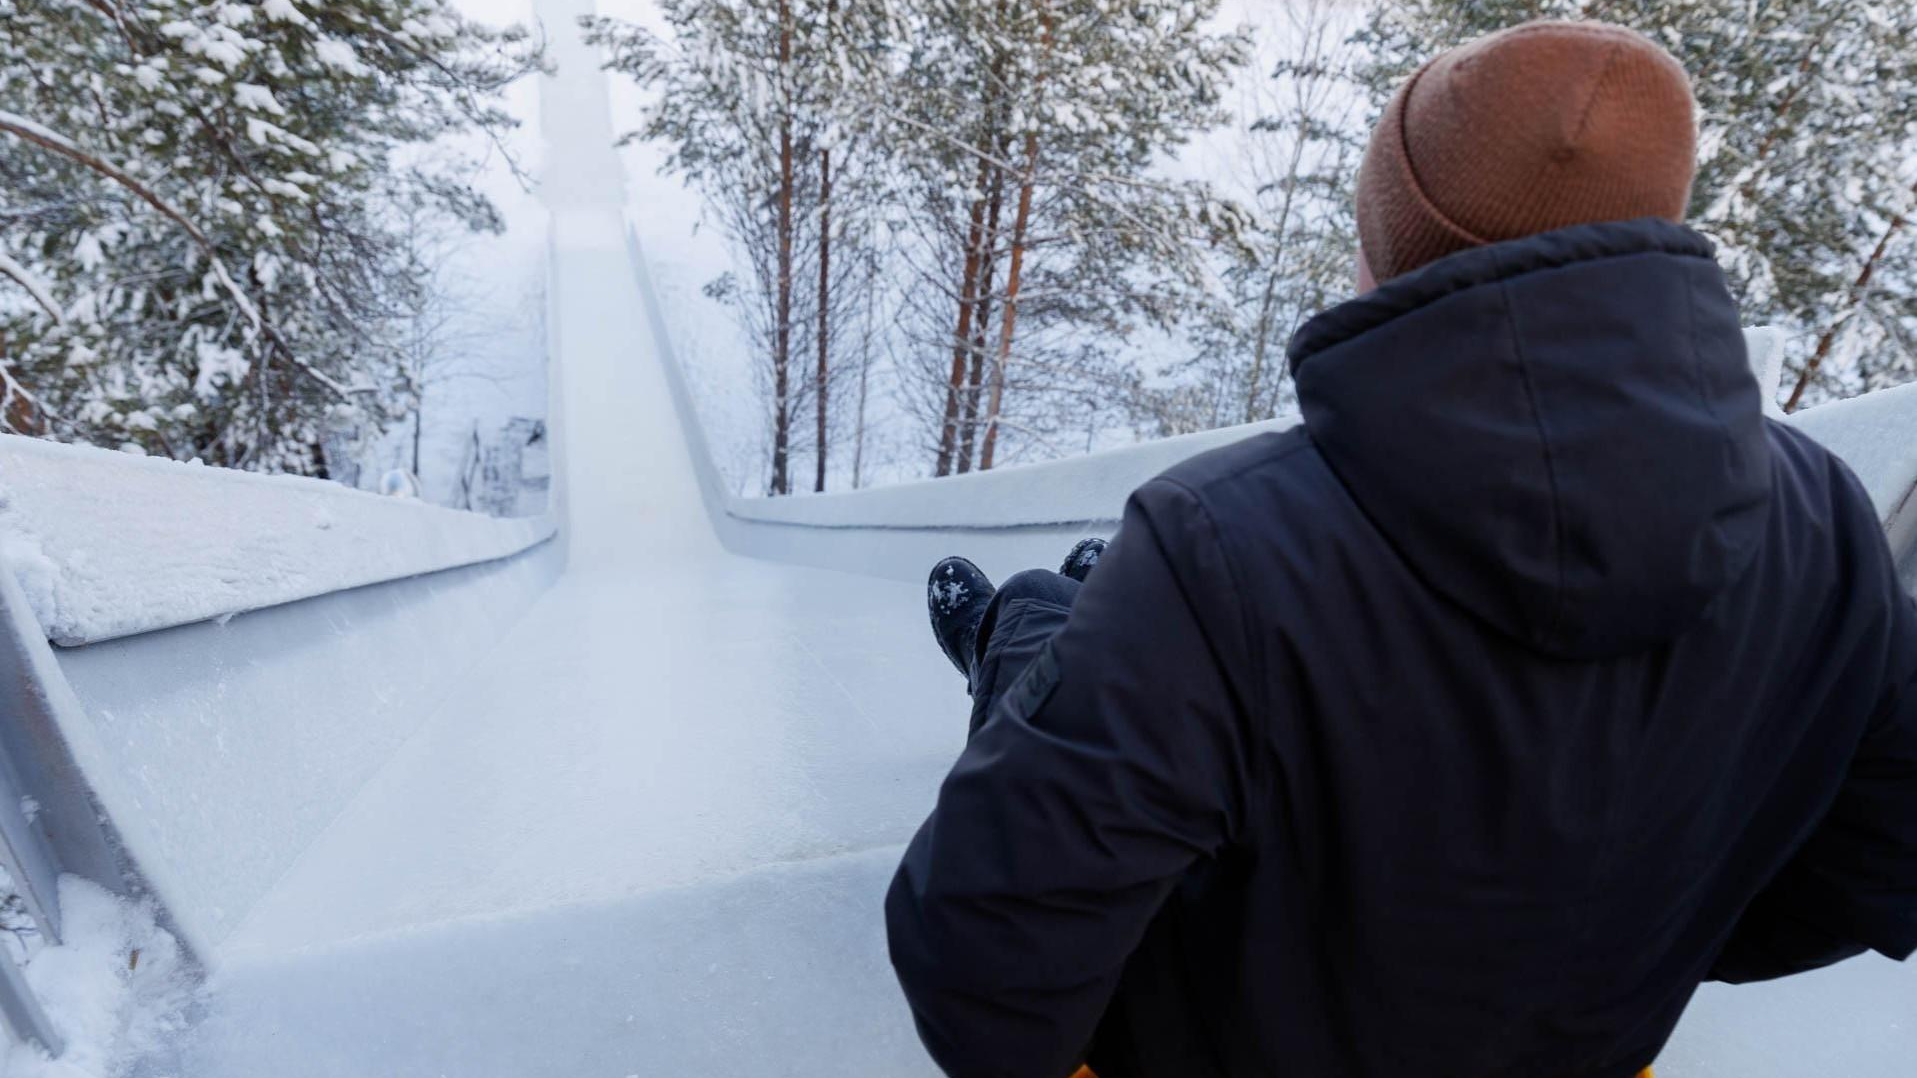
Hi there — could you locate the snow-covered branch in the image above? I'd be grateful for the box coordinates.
[0,249,63,323]
[1,112,357,402]
[0,111,216,249]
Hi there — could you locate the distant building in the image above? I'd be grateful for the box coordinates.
[459,417,549,518]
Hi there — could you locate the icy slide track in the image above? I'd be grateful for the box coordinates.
[1,8,1915,1076]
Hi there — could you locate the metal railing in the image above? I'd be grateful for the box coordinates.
[0,686,68,1056]
[0,546,132,1058]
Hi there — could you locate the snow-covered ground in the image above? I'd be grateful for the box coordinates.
[2,880,191,1078]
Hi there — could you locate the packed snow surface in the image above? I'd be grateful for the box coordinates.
[112,8,957,1073]
[0,435,553,646]
[3,878,193,1078]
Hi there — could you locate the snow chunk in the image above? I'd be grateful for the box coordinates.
[259,0,310,26]
[72,233,105,272]
[2,878,195,1078]
[0,249,62,322]
[198,38,246,70]
[192,339,248,398]
[0,526,62,635]
[232,83,286,116]
[260,178,309,202]
[312,38,368,76]
[239,120,321,156]
[251,250,282,290]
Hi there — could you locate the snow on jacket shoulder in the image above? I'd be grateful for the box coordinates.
[886,218,1917,1078]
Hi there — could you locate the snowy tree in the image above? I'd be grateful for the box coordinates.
[0,0,542,471]
[1357,0,1917,410]
[589,0,889,495]
[387,211,539,487]
[1138,0,1363,437]
[883,0,1251,473]
[593,1,1248,484]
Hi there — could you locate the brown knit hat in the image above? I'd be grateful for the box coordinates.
[1356,20,1698,284]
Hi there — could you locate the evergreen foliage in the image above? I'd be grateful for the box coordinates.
[0,0,543,470]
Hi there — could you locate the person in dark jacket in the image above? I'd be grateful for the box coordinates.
[888,19,1917,1078]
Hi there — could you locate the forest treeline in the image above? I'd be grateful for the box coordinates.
[1,0,1914,495]
[591,0,1917,495]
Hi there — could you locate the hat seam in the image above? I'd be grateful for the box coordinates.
[1570,38,1628,148]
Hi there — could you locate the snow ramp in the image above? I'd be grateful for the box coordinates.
[0,6,1914,1075]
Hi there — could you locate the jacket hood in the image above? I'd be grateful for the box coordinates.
[1289,219,1772,659]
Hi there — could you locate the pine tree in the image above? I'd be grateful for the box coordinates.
[886,0,1251,472]
[1357,0,1917,410]
[0,0,542,472]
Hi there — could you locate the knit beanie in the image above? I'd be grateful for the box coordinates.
[1356,20,1698,284]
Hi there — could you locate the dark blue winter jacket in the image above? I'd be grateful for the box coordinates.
[886,219,1917,1078]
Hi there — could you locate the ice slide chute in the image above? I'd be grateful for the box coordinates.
[2,14,1916,1075]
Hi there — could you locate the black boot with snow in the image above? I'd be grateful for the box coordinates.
[929,557,995,679]
[1059,538,1107,583]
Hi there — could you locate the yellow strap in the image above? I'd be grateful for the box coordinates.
[1065,1058,1648,1066]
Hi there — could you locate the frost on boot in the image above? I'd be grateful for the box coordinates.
[1059,537,1107,583]
[928,556,995,679]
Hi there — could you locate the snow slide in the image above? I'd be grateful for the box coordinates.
[0,2,1912,1074]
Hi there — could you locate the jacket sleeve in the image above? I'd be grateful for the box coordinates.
[1709,673,1917,983]
[886,478,1261,1078]
[1711,478,1917,984]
